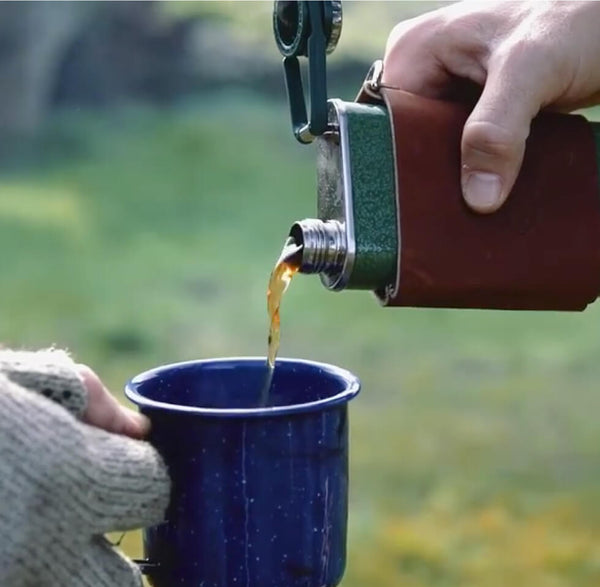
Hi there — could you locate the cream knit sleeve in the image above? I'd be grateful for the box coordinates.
[0,348,88,416]
[0,352,171,587]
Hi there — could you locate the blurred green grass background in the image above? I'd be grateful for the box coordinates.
[2,92,600,586]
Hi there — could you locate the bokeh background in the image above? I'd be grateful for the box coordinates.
[2,2,600,586]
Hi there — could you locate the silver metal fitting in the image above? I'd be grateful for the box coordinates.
[326,0,343,55]
[365,59,383,93]
[289,218,348,289]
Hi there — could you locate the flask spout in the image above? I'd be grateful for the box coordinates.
[289,218,348,288]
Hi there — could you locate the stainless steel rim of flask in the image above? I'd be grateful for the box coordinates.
[289,218,348,284]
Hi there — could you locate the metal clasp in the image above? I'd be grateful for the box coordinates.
[361,59,384,101]
[273,1,343,144]
[366,59,384,92]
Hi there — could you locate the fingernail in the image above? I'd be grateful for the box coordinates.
[463,172,502,211]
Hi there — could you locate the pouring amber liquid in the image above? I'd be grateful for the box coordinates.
[261,236,302,404]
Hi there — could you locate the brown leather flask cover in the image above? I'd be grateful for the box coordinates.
[376,88,600,311]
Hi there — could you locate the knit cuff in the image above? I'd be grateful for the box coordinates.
[0,349,88,417]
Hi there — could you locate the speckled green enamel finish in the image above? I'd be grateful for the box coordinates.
[343,103,397,290]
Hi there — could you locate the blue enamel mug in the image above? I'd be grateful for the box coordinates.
[125,357,360,587]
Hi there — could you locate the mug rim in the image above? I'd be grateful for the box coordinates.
[125,356,361,418]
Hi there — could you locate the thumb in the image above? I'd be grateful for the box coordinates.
[461,62,541,213]
[78,364,150,440]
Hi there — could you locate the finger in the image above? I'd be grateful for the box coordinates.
[78,364,150,439]
[382,10,491,99]
[85,386,151,440]
[116,406,151,440]
[382,18,454,97]
[460,54,543,213]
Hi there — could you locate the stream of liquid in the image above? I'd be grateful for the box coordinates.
[260,236,302,405]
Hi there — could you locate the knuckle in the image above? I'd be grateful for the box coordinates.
[387,13,442,51]
[494,33,556,76]
[385,21,412,54]
[463,120,525,160]
[387,11,492,88]
[384,15,447,88]
[439,12,483,45]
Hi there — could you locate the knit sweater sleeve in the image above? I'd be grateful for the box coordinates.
[0,367,170,587]
[0,348,87,417]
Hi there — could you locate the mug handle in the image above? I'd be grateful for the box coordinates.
[133,559,160,575]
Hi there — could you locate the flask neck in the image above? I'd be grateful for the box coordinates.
[289,218,347,280]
